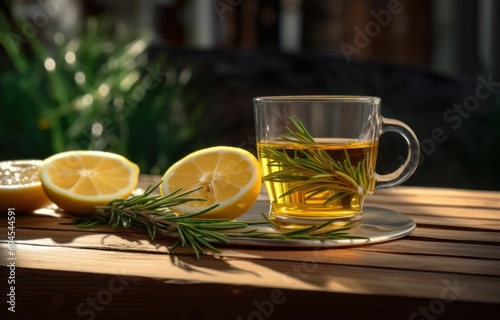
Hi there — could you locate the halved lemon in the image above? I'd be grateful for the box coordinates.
[160,146,262,219]
[39,150,140,213]
[0,160,52,212]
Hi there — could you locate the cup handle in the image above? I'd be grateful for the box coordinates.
[375,117,420,189]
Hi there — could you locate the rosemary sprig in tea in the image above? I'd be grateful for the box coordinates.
[74,181,366,259]
[259,118,371,203]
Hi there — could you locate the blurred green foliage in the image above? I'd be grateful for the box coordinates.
[0,9,205,174]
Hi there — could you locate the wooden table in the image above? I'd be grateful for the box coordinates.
[1,175,500,319]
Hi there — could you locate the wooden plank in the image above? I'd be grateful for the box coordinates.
[367,194,500,209]
[0,213,123,233]
[410,215,500,232]
[3,204,499,234]
[364,202,500,220]
[5,223,500,261]
[375,186,500,202]
[3,228,500,277]
[2,243,499,304]
[222,247,500,277]
[352,239,500,259]
[411,227,500,243]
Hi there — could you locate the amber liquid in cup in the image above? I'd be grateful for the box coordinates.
[258,138,378,230]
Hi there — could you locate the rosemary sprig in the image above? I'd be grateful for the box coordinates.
[75,181,243,259]
[74,181,366,259]
[260,118,371,204]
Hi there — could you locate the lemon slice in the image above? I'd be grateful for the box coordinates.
[39,150,140,213]
[160,146,262,219]
[0,160,52,212]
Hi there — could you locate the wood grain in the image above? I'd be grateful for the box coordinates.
[1,180,499,319]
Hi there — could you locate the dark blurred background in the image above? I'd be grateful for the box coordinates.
[1,0,499,190]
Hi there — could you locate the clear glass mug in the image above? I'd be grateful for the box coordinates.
[253,96,420,231]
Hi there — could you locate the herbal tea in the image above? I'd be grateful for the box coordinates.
[254,97,420,231]
[258,138,378,230]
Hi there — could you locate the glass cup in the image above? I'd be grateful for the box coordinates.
[253,96,420,231]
